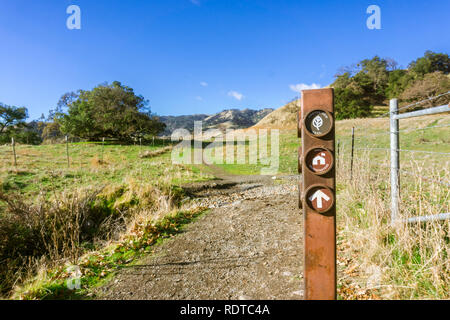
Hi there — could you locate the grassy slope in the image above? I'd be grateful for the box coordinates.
[334,115,449,299]
[13,207,209,300]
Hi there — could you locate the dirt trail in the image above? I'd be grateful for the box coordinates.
[98,168,303,300]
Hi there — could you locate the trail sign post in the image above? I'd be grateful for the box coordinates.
[299,88,336,300]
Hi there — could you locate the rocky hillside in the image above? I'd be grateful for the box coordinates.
[159,108,273,135]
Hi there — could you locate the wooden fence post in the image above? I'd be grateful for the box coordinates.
[101,137,105,162]
[12,137,17,167]
[350,127,355,180]
[336,140,340,169]
[65,135,70,168]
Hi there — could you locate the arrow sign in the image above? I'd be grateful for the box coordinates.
[309,190,330,208]
[306,187,333,212]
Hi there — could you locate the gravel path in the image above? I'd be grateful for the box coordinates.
[98,171,303,300]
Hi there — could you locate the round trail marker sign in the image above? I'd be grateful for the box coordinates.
[305,110,333,137]
[305,185,334,213]
[305,148,333,175]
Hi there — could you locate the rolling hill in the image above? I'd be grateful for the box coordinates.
[251,100,300,130]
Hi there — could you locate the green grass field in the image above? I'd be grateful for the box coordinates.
[0,141,212,200]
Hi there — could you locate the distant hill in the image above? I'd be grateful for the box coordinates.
[159,114,209,136]
[159,108,274,135]
[251,100,300,130]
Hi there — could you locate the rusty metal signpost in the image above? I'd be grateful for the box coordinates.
[298,88,336,300]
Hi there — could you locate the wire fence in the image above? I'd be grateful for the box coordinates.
[376,91,450,118]
[338,94,449,225]
[0,136,173,170]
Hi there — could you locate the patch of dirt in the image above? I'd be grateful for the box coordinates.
[98,169,303,300]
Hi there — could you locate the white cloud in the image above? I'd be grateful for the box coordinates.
[228,91,244,101]
[289,83,321,94]
[200,81,208,87]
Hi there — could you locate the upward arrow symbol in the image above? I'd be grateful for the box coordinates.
[309,190,330,209]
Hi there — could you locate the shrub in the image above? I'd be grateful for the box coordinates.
[334,87,373,120]
[400,72,450,108]
[0,178,186,296]
[0,189,102,295]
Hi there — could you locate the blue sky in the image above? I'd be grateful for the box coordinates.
[0,0,448,120]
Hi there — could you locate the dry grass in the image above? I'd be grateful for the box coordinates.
[251,100,299,130]
[139,146,173,158]
[0,188,102,294]
[0,169,193,297]
[336,150,449,299]
[8,176,200,300]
